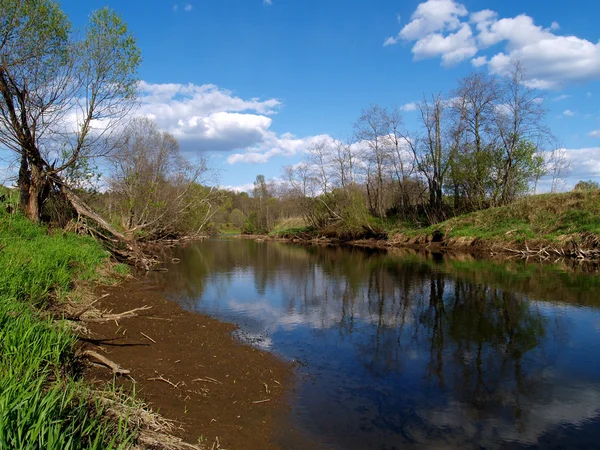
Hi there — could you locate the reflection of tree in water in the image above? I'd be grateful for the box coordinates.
[154,240,567,434]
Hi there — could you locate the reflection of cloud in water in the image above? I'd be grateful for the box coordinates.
[417,384,600,447]
[223,295,415,332]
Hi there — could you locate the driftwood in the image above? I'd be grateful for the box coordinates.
[82,305,152,323]
[83,350,130,375]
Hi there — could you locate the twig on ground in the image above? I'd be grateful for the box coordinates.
[148,375,180,388]
[140,331,157,343]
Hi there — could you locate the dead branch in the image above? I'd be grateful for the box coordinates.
[148,376,180,388]
[83,350,130,375]
[82,305,152,323]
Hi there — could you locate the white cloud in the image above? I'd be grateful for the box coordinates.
[226,134,334,164]
[563,109,576,117]
[387,1,600,89]
[471,55,487,67]
[136,81,287,153]
[412,23,478,66]
[264,0,272,5]
[401,0,468,41]
[560,147,600,178]
[401,102,417,112]
[589,130,600,138]
[184,3,192,12]
[552,94,570,101]
[222,183,255,193]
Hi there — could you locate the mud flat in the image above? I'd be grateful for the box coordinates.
[83,278,293,450]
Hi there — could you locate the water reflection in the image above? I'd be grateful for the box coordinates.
[151,239,600,449]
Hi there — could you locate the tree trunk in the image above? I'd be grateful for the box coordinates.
[18,153,30,214]
[25,165,45,222]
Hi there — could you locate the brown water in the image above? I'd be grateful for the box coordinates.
[152,239,600,449]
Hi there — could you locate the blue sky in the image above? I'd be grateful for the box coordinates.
[14,0,600,190]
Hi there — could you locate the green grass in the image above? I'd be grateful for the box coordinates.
[0,207,134,449]
[395,191,600,244]
[0,214,107,304]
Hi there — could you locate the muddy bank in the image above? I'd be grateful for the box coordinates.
[82,277,293,450]
[246,231,600,261]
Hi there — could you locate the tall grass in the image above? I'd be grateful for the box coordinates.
[0,204,133,449]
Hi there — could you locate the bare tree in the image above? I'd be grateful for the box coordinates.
[404,94,449,222]
[308,141,333,194]
[108,117,212,240]
[494,62,550,204]
[548,146,571,193]
[354,105,391,218]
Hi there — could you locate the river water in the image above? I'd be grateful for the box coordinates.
[152,239,600,449]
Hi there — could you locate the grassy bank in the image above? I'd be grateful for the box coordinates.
[269,191,600,256]
[396,191,600,249]
[0,210,133,448]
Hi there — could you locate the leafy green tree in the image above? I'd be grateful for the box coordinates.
[0,1,140,222]
[573,180,600,191]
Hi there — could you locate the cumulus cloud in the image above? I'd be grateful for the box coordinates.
[558,147,600,178]
[385,0,600,89]
[562,109,576,117]
[589,130,600,138]
[136,81,285,153]
[226,134,334,164]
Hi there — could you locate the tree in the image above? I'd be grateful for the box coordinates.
[573,180,600,191]
[404,94,450,222]
[354,105,391,218]
[107,117,212,240]
[449,72,500,210]
[0,1,140,222]
[548,146,571,193]
[494,62,550,204]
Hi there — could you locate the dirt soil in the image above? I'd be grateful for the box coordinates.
[82,277,293,450]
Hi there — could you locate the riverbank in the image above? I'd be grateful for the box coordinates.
[83,277,292,450]
[265,191,600,260]
[0,210,292,449]
[0,213,134,449]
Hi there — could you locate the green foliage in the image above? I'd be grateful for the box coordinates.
[0,297,133,449]
[0,212,133,448]
[573,180,600,192]
[0,213,107,304]
[228,208,246,228]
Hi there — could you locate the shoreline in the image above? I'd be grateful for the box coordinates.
[235,232,600,261]
[83,276,294,450]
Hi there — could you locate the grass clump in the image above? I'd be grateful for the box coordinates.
[0,208,134,449]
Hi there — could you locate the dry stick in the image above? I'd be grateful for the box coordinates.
[192,377,221,385]
[83,305,152,323]
[83,350,130,375]
[71,294,110,318]
[252,398,271,404]
[140,331,157,343]
[148,376,180,388]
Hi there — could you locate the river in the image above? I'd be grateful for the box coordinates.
[151,238,600,449]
